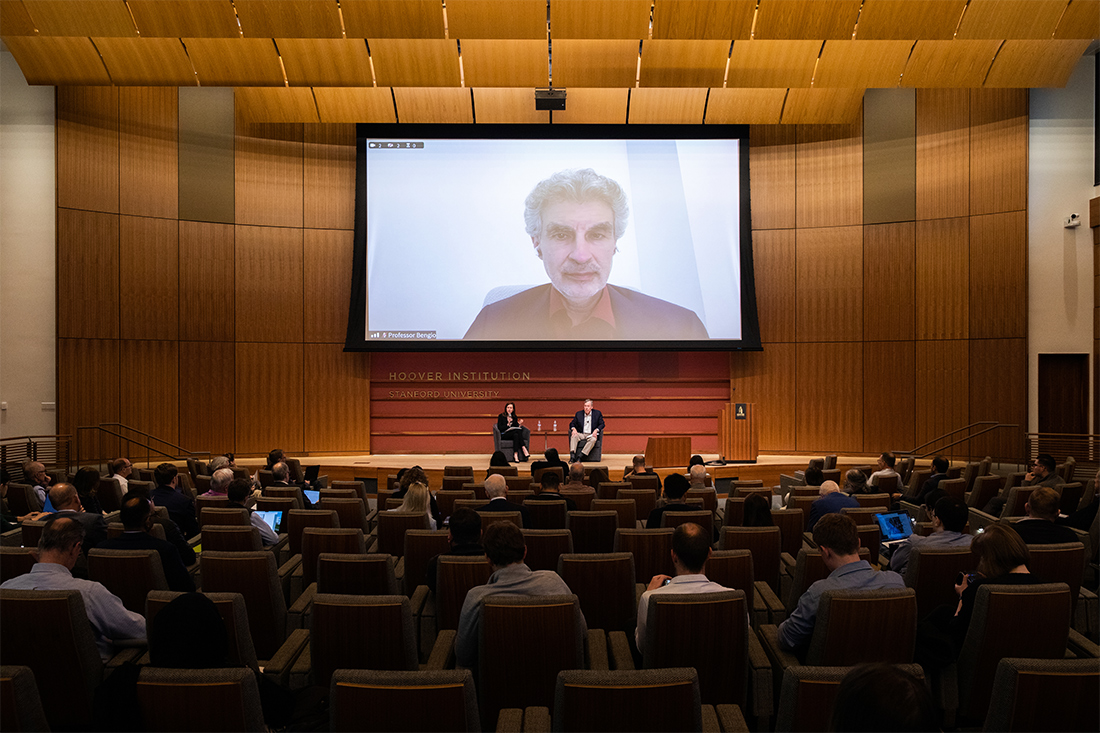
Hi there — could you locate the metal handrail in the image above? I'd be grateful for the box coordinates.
[74,423,210,471]
[895,422,1022,463]
[0,434,72,480]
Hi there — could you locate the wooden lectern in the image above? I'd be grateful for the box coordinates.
[718,402,758,463]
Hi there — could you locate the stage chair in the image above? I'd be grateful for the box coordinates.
[592,498,638,529]
[568,511,618,554]
[478,510,523,531]
[982,657,1100,733]
[0,665,49,733]
[773,664,925,733]
[136,667,266,732]
[375,511,430,557]
[720,526,782,594]
[598,480,631,500]
[330,669,480,733]
[615,528,674,583]
[617,487,658,523]
[87,548,168,614]
[0,546,36,583]
[402,529,450,596]
[968,474,1004,509]
[557,552,636,635]
[560,488,595,511]
[523,529,573,572]
[523,499,568,530]
[493,423,531,462]
[708,549,784,628]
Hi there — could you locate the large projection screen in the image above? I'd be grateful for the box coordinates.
[346,124,761,352]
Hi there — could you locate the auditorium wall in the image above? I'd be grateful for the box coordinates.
[47,85,1034,460]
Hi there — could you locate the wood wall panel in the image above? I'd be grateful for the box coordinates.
[916,89,969,220]
[751,229,796,343]
[749,125,796,230]
[729,344,797,452]
[304,229,354,343]
[796,342,863,453]
[178,340,235,453]
[915,217,969,340]
[863,340,916,453]
[235,225,304,343]
[57,86,118,213]
[914,339,969,458]
[969,338,1027,460]
[119,215,178,340]
[119,340,179,447]
[304,123,356,231]
[235,123,304,228]
[178,221,235,342]
[304,344,371,452]
[969,89,1028,216]
[57,208,119,339]
[796,226,863,342]
[235,342,305,455]
[796,121,863,229]
[57,338,120,460]
[970,211,1027,339]
[863,222,915,341]
[119,87,178,219]
[471,88,552,124]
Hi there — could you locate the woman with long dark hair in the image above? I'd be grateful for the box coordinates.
[497,401,529,461]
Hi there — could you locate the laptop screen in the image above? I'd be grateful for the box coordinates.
[303,489,320,505]
[253,510,284,534]
[875,512,913,542]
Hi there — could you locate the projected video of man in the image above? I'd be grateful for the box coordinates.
[464,168,709,340]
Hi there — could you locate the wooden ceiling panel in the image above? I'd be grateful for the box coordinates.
[21,0,135,36]
[956,0,1070,39]
[461,39,548,87]
[814,40,912,88]
[393,87,473,123]
[471,88,550,123]
[549,0,651,39]
[313,87,396,122]
[277,38,374,86]
[341,0,445,38]
[984,39,1092,88]
[549,87,628,123]
[369,38,459,87]
[753,0,862,40]
[726,40,820,88]
[855,0,965,40]
[652,0,755,40]
[640,39,729,87]
[628,87,708,123]
[0,0,38,35]
[3,35,111,83]
[781,88,865,123]
[235,87,319,123]
[901,40,1001,88]
[1054,0,1100,38]
[705,88,787,123]
[235,0,342,38]
[551,39,638,87]
[128,1,240,38]
[447,0,547,39]
[185,38,285,86]
[95,37,197,85]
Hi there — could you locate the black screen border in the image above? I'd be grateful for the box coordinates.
[346,123,762,353]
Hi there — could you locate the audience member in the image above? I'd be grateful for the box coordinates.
[124,481,196,566]
[226,477,278,546]
[868,452,900,488]
[477,473,531,528]
[806,480,859,530]
[984,454,1064,516]
[488,451,511,469]
[1,468,47,531]
[207,455,232,474]
[201,467,231,497]
[914,456,949,504]
[777,514,904,652]
[391,481,437,529]
[100,492,194,592]
[804,465,825,488]
[635,523,729,655]
[48,483,108,554]
[1011,486,1078,544]
[1059,468,1100,531]
[687,454,706,471]
[888,495,971,574]
[108,457,132,491]
[742,493,774,527]
[150,463,198,539]
[530,448,570,479]
[687,464,708,491]
[842,469,869,495]
[624,454,662,492]
[270,461,313,509]
[394,465,441,527]
[528,471,578,510]
[563,463,587,491]
[646,474,695,528]
[23,460,52,510]
[829,663,938,732]
[425,508,484,594]
[72,466,104,514]
[1,515,145,660]
[455,522,585,670]
[587,466,610,492]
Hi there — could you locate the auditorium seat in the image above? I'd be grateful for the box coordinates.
[720,526,782,594]
[461,482,487,501]
[87,548,169,614]
[97,476,124,512]
[330,480,369,504]
[145,591,260,672]
[503,475,529,493]
[1000,485,1037,517]
[591,498,637,529]
[708,549,784,628]
[532,466,564,484]
[1025,541,1086,618]
[982,657,1099,733]
[435,489,475,520]
[902,544,980,619]
[598,480,631,500]
[968,474,1004,510]
[136,667,267,732]
[614,528,674,583]
[375,511,430,557]
[617,487,658,523]
[330,669,480,732]
[402,529,450,596]
[416,555,492,657]
[663,509,714,540]
[263,485,305,509]
[286,509,339,557]
[625,474,659,495]
[290,552,400,631]
[773,664,925,733]
[523,499,567,530]
[568,511,618,554]
[0,665,49,733]
[320,497,371,536]
[486,465,518,478]
[522,529,573,572]
[561,488,595,511]
[557,552,636,636]
[444,466,475,478]
[0,546,36,583]
[771,508,806,559]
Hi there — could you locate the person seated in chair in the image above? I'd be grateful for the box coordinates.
[425,508,484,594]
[562,463,588,492]
[1012,487,1078,545]
[806,480,859,530]
[476,474,531,528]
[100,492,195,592]
[497,401,529,462]
[646,474,697,529]
[226,477,278,547]
[625,454,662,492]
[888,495,971,575]
[530,448,569,479]
[528,471,577,511]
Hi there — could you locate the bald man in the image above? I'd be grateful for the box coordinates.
[476,473,531,528]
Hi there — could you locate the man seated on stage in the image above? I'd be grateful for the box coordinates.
[569,399,605,463]
[529,471,577,511]
[477,474,531,528]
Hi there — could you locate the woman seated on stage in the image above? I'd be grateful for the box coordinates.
[497,401,529,462]
[390,481,436,530]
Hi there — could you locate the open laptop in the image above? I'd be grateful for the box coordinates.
[875,511,914,547]
[253,509,285,534]
[303,488,321,505]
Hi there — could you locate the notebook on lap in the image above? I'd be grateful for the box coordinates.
[875,511,914,547]
[303,463,320,484]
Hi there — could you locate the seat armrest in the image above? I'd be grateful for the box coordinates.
[1068,628,1099,658]
[280,554,303,604]
[1,528,23,546]
[746,630,775,723]
[587,629,608,670]
[263,627,309,688]
[756,624,798,671]
[425,629,456,670]
[394,555,405,582]
[898,499,920,515]
[755,581,785,625]
[363,533,376,552]
[495,709,524,733]
[187,533,201,549]
[801,531,816,547]
[715,704,750,732]
[967,507,998,531]
[410,584,430,616]
[607,630,635,670]
[779,552,796,573]
[702,704,720,733]
[288,582,317,629]
[270,533,290,563]
[106,645,145,669]
[289,643,311,690]
[520,707,550,733]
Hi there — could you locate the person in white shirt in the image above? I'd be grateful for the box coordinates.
[867,452,901,490]
[635,522,730,655]
[108,457,132,491]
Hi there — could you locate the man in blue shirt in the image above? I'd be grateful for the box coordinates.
[806,480,859,530]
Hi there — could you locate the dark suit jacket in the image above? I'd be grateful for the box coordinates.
[55,509,108,553]
[465,284,709,340]
[916,473,948,503]
[151,485,199,539]
[477,498,531,528]
[570,409,606,437]
[530,459,569,478]
[100,531,196,593]
[1012,519,1079,545]
[645,502,697,530]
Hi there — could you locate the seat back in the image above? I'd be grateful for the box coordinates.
[376,511,430,557]
[806,587,917,666]
[444,466,475,478]
[0,665,49,733]
[839,506,888,524]
[853,492,891,509]
[435,490,475,520]
[0,589,103,729]
[617,488,658,522]
[479,594,585,722]
[733,485,770,501]
[257,469,275,488]
[522,529,573,572]
[329,669,480,733]
[554,668,702,733]
[436,555,492,631]
[200,525,264,552]
[194,475,214,495]
[317,553,399,596]
[902,544,978,618]
[486,465,518,478]
[662,509,713,539]
[1058,482,1085,515]
[1025,542,1085,617]
[477,510,523,531]
[532,466,564,483]
[199,551,288,659]
[286,509,339,556]
[706,549,755,610]
[319,489,357,500]
[560,488,595,511]
[330,481,369,504]
[200,507,250,527]
[566,511,619,554]
[19,521,46,550]
[855,524,882,564]
[719,525,781,592]
[302,528,367,587]
[723,496,745,527]
[774,663,926,733]
[263,486,303,508]
[441,476,472,493]
[1001,486,1038,517]
[461,482,487,501]
[136,667,266,732]
[402,530,451,596]
[87,548,169,613]
[940,477,968,502]
[557,552,635,633]
[311,594,418,686]
[982,657,1100,733]
[906,469,933,499]
[969,474,1004,509]
[626,475,660,495]
[598,480,631,500]
[684,487,717,516]
[523,499,568,530]
[96,476,124,512]
[320,498,370,534]
[958,583,1072,719]
[145,590,259,671]
[4,483,37,515]
[960,461,980,492]
[771,509,805,558]
[0,547,36,583]
[255,496,296,514]
[821,469,842,484]
[643,590,748,705]
[614,528,675,583]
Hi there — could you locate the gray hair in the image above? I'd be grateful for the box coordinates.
[485,474,507,499]
[272,462,290,482]
[211,468,234,492]
[208,455,231,473]
[689,465,707,484]
[524,169,629,241]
